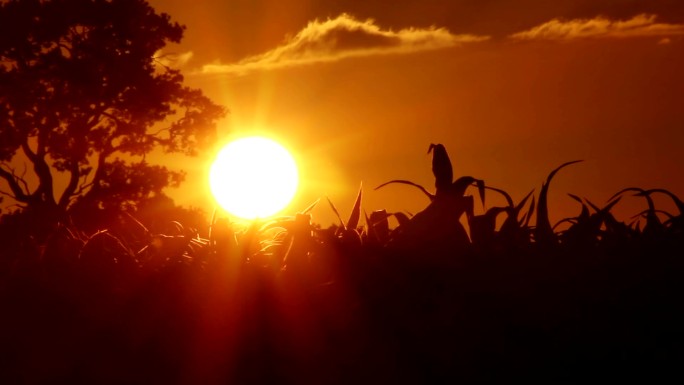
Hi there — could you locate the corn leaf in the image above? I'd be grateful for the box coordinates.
[485,185,514,207]
[375,179,435,201]
[585,198,601,213]
[208,207,218,242]
[524,195,536,227]
[567,193,589,219]
[363,210,377,241]
[604,197,621,211]
[515,190,535,214]
[632,209,674,220]
[326,196,346,231]
[535,160,583,245]
[476,179,486,208]
[645,188,684,215]
[452,176,477,197]
[393,212,411,227]
[347,183,363,230]
[553,218,577,231]
[567,193,583,204]
[300,198,321,215]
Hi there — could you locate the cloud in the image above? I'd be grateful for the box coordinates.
[510,14,684,41]
[200,14,489,75]
[154,50,194,70]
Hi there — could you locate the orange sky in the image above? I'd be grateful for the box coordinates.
[11,0,677,228]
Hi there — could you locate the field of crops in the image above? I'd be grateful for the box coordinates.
[1,144,683,384]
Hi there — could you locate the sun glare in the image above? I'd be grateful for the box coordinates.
[209,136,299,219]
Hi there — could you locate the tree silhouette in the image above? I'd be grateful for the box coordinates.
[0,0,225,234]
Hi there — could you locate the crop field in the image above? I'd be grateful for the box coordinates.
[1,144,683,384]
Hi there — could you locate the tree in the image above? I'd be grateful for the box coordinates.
[0,0,225,236]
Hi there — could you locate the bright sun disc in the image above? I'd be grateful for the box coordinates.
[209,137,298,219]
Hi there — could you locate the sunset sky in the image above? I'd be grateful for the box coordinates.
[147,0,684,226]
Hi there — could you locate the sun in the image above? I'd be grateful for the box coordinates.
[209,136,299,220]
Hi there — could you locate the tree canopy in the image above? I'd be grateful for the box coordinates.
[0,0,225,233]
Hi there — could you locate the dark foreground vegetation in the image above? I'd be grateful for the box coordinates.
[3,1,679,382]
[1,144,683,384]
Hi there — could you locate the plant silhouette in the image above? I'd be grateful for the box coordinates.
[0,142,683,384]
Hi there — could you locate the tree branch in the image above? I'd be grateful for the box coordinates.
[59,118,93,208]
[25,132,56,206]
[58,160,80,209]
[15,162,30,195]
[88,150,110,195]
[72,180,94,200]
[21,140,37,163]
[0,164,30,202]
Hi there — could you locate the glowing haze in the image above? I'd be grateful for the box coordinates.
[146,0,684,226]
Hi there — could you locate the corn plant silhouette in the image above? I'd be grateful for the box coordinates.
[534,160,583,247]
[469,187,535,249]
[375,143,484,251]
